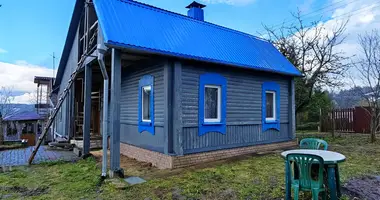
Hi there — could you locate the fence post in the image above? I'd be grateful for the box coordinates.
[331,109,335,138]
[319,108,322,133]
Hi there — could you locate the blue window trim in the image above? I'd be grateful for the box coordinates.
[262,81,280,132]
[199,73,227,136]
[138,75,155,135]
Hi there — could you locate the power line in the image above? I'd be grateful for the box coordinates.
[258,0,362,33]
[331,3,380,20]
[259,2,380,35]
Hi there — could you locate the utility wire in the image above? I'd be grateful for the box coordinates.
[259,2,380,35]
[258,0,363,33]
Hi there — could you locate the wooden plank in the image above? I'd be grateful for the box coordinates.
[83,64,92,155]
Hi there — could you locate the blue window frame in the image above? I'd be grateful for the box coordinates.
[199,73,226,136]
[262,81,280,131]
[138,75,155,135]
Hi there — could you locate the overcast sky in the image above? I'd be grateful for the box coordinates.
[0,0,379,103]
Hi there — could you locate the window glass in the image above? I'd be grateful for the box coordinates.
[142,86,151,121]
[266,91,275,120]
[204,85,220,122]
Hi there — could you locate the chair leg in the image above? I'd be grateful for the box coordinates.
[311,189,319,200]
[293,185,299,200]
[335,165,341,197]
[322,191,327,200]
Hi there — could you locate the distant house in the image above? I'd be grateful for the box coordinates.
[1,111,43,146]
[52,0,301,170]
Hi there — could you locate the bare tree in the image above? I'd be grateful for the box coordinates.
[262,12,350,113]
[351,30,380,143]
[0,86,16,142]
[0,86,16,118]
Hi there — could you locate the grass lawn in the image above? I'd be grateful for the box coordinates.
[0,133,379,199]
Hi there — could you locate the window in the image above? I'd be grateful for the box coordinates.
[265,91,276,121]
[204,85,221,123]
[142,85,152,122]
[199,73,226,136]
[138,75,155,135]
[262,82,280,131]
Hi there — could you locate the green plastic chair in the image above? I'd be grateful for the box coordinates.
[300,138,328,150]
[286,153,327,200]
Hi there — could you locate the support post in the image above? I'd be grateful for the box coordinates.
[164,61,173,154]
[173,62,183,155]
[288,78,295,140]
[34,121,38,144]
[83,64,92,156]
[110,48,122,177]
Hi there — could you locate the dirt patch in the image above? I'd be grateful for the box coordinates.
[0,186,49,197]
[342,176,380,200]
[91,149,290,181]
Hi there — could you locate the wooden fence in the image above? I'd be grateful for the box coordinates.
[321,107,371,133]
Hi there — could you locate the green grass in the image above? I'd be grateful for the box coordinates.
[1,133,379,199]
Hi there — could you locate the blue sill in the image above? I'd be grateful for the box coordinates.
[265,120,278,124]
[140,121,152,126]
[202,122,223,126]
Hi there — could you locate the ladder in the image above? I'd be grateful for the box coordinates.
[28,65,82,165]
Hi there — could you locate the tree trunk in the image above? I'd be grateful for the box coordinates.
[331,110,335,138]
[370,109,376,143]
[0,117,3,144]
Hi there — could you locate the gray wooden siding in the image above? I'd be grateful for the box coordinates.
[119,63,165,152]
[183,123,289,153]
[55,28,79,137]
[179,64,292,153]
[182,65,289,126]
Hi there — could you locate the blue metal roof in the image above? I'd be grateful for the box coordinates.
[93,0,301,76]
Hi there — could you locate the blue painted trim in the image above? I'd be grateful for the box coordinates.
[198,73,227,136]
[104,41,303,77]
[262,81,280,131]
[138,75,155,135]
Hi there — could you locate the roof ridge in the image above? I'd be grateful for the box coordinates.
[118,0,269,42]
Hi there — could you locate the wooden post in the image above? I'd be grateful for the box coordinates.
[164,61,173,154]
[110,48,122,177]
[34,121,38,145]
[83,64,92,156]
[288,78,295,139]
[332,110,335,138]
[173,62,183,155]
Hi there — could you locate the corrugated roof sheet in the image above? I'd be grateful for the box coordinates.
[3,111,43,121]
[93,0,301,76]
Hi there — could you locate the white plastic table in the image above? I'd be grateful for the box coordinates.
[281,149,346,200]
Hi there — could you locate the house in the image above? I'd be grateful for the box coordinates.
[51,0,301,172]
[1,111,43,146]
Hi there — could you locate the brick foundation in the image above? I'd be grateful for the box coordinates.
[120,141,297,169]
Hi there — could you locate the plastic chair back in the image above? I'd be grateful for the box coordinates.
[300,138,328,150]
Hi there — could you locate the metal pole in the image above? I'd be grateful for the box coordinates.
[97,44,109,177]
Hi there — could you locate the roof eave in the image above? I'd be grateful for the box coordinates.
[54,0,85,89]
[105,41,302,77]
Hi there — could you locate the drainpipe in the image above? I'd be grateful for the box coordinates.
[97,44,109,178]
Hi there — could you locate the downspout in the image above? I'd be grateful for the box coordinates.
[97,44,109,177]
